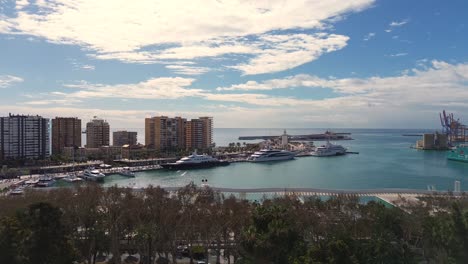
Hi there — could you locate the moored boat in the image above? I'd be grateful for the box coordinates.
[161,152,229,170]
[62,173,83,183]
[9,186,25,195]
[80,168,105,182]
[447,145,468,162]
[36,175,56,187]
[118,167,136,177]
[311,141,347,157]
[247,149,295,162]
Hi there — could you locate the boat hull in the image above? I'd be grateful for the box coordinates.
[248,156,295,162]
[161,161,230,170]
[80,175,105,182]
[447,147,468,163]
[311,151,345,157]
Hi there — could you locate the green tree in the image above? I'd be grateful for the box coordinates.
[241,204,303,264]
[19,202,77,264]
[0,216,24,264]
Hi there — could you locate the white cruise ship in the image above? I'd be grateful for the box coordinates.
[80,168,105,182]
[311,141,347,157]
[248,149,295,162]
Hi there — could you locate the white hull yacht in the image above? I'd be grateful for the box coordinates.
[248,149,295,162]
[311,141,347,157]
[80,168,105,182]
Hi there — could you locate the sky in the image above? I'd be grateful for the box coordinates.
[0,0,467,130]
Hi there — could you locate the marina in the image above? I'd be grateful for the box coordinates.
[2,129,468,195]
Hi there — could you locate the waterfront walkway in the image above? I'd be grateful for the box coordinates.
[159,186,461,196]
[144,186,464,206]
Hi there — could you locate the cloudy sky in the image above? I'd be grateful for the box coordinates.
[0,0,467,129]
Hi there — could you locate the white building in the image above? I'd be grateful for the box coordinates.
[281,130,289,147]
[454,180,461,193]
[0,114,50,160]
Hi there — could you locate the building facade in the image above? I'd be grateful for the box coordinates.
[113,131,137,146]
[51,117,81,155]
[145,115,212,151]
[86,117,110,148]
[0,114,50,160]
[145,116,187,150]
[186,117,213,150]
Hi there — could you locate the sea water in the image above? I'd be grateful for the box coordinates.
[103,128,468,191]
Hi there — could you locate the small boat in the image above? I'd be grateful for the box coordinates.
[36,175,56,187]
[118,167,136,177]
[161,152,230,170]
[247,149,295,162]
[24,178,39,185]
[9,186,25,195]
[311,141,347,157]
[80,168,105,182]
[62,173,83,183]
[447,145,468,163]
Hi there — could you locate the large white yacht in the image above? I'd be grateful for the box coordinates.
[81,168,105,182]
[248,149,295,162]
[311,141,347,157]
[161,152,230,170]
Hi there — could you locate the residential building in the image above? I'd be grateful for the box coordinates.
[51,117,81,155]
[187,117,213,150]
[113,131,137,146]
[145,116,186,150]
[86,117,110,148]
[63,146,122,161]
[0,114,50,160]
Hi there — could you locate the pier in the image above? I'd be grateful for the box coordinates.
[239,132,352,141]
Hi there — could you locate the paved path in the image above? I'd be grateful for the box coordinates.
[157,186,462,197]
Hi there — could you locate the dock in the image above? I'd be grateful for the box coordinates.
[239,132,352,141]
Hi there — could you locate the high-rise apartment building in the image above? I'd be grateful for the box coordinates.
[186,117,213,150]
[145,116,186,150]
[51,117,81,154]
[145,115,213,151]
[113,131,137,146]
[86,117,110,148]
[0,114,50,160]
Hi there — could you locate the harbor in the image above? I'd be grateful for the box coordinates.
[2,128,468,196]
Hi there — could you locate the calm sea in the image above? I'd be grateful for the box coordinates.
[102,128,468,192]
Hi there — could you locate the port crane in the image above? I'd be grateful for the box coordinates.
[439,110,467,144]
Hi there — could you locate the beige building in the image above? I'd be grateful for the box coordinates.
[51,117,81,155]
[145,116,187,150]
[63,146,121,161]
[415,133,448,150]
[145,116,213,151]
[186,117,213,150]
[86,117,110,148]
[113,131,137,146]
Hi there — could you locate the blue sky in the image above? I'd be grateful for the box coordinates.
[0,0,467,129]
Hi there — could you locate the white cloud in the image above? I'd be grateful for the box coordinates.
[5,61,468,129]
[229,34,349,75]
[389,19,409,27]
[0,75,24,88]
[363,32,376,41]
[385,19,409,33]
[62,77,203,99]
[216,61,468,104]
[0,0,374,74]
[81,64,95,70]
[388,52,408,57]
[23,98,83,105]
[165,65,210,76]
